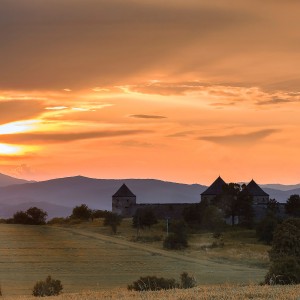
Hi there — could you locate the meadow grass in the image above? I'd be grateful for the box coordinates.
[1,284,300,300]
[0,223,268,296]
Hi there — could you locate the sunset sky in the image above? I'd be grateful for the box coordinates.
[1,0,300,184]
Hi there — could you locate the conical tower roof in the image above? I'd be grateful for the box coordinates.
[246,179,269,196]
[201,176,226,196]
[112,183,136,197]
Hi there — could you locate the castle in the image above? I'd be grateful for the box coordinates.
[112,176,282,221]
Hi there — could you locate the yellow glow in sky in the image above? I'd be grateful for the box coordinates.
[0,144,22,155]
[0,120,39,135]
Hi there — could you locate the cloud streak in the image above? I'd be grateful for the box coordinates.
[0,130,152,144]
[0,100,45,125]
[129,114,167,119]
[199,129,279,145]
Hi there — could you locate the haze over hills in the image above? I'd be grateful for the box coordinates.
[261,183,300,191]
[0,174,298,219]
[0,176,206,219]
[0,173,31,187]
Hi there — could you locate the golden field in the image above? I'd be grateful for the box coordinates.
[2,284,300,300]
[0,221,271,296]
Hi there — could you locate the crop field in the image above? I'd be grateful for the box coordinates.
[2,285,300,300]
[0,224,267,296]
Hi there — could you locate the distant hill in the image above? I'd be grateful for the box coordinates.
[0,173,31,187]
[0,176,206,218]
[263,187,300,202]
[0,175,299,219]
[261,183,300,191]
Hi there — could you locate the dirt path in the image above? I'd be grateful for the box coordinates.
[55,226,262,271]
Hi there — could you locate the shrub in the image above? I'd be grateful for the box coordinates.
[128,272,196,291]
[70,204,92,221]
[163,220,188,250]
[180,272,196,289]
[201,206,225,231]
[265,218,300,285]
[103,212,122,234]
[32,276,63,297]
[256,214,278,244]
[91,210,110,219]
[47,218,68,225]
[127,275,179,291]
[163,233,188,250]
[132,208,158,229]
[13,207,47,225]
[265,256,300,285]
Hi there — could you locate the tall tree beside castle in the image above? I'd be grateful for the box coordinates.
[211,183,254,227]
[200,177,270,226]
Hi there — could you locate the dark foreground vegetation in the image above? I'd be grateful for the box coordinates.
[128,272,196,291]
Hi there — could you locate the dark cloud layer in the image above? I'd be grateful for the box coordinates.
[129,114,167,119]
[0,0,256,90]
[0,129,152,144]
[199,129,278,145]
[0,100,44,124]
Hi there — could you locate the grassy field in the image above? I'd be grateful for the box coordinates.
[0,222,269,296]
[2,285,300,300]
[63,218,270,268]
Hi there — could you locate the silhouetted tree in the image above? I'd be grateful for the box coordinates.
[212,183,253,227]
[91,209,109,219]
[183,199,209,227]
[201,206,225,231]
[256,214,278,244]
[267,198,280,215]
[13,207,47,225]
[13,211,32,225]
[32,276,63,297]
[285,194,300,218]
[265,218,300,284]
[132,208,157,230]
[104,212,122,234]
[27,207,48,225]
[163,220,188,250]
[71,204,92,220]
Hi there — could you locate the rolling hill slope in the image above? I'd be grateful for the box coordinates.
[0,174,298,219]
[0,176,206,218]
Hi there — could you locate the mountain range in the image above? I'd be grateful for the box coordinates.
[0,173,299,219]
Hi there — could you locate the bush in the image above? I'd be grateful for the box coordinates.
[265,256,300,285]
[163,220,188,250]
[32,276,63,297]
[103,212,122,234]
[132,208,158,229]
[256,214,278,244]
[163,233,188,250]
[201,206,225,231]
[91,210,110,219]
[180,272,196,289]
[13,207,47,225]
[70,204,92,221]
[128,275,179,291]
[128,272,196,291]
[265,218,300,285]
[47,218,68,225]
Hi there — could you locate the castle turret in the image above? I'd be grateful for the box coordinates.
[112,184,137,217]
[201,176,226,202]
[246,179,269,205]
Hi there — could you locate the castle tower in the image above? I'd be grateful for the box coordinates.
[112,183,137,217]
[246,179,269,205]
[201,176,226,202]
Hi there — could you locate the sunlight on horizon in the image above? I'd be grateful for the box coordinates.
[0,144,22,155]
[0,120,39,135]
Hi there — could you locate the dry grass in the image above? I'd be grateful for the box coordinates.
[2,284,300,300]
[0,223,268,296]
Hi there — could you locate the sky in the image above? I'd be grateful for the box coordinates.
[0,0,300,184]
